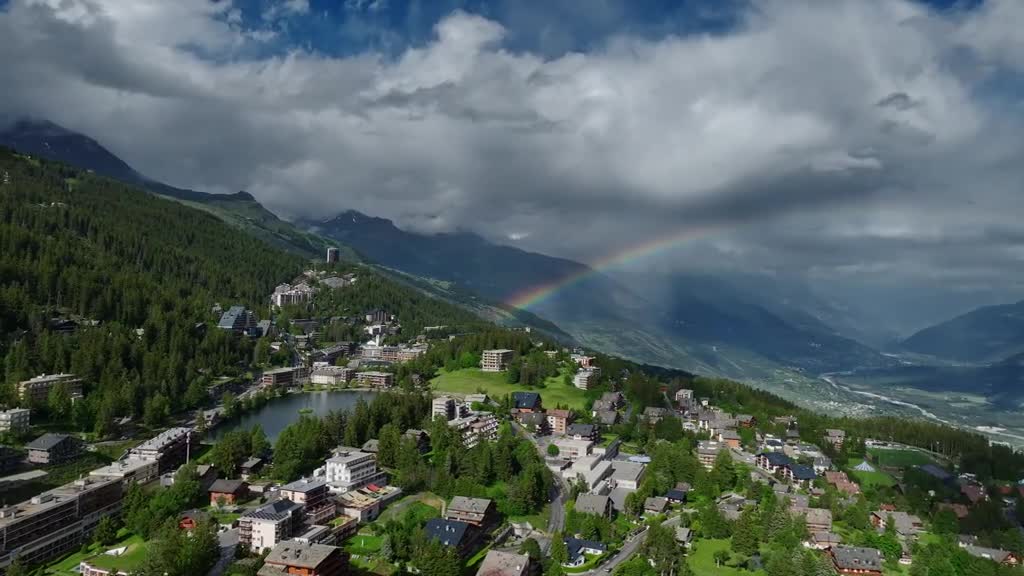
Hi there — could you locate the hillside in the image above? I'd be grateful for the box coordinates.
[0,119,351,261]
[0,146,305,415]
[901,300,1024,363]
[306,211,892,383]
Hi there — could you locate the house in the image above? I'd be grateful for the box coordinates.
[599,392,624,409]
[831,546,884,576]
[179,509,211,531]
[546,409,573,435]
[567,423,598,442]
[445,496,494,527]
[791,507,833,532]
[813,456,833,474]
[871,511,923,538]
[516,412,549,435]
[563,538,607,568]
[404,429,431,453]
[962,544,1019,565]
[594,410,619,427]
[643,497,668,516]
[574,494,612,518]
[674,388,694,408]
[665,487,688,504]
[240,458,264,480]
[698,441,722,469]
[642,407,670,423]
[25,433,82,465]
[718,493,753,521]
[209,479,248,506]
[480,349,514,372]
[823,429,846,447]
[424,518,477,554]
[322,448,387,493]
[261,541,348,576]
[736,414,756,428]
[512,392,542,413]
[675,527,693,547]
[476,550,530,576]
[808,531,843,550]
[719,430,741,449]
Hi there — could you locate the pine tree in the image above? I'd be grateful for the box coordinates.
[732,506,761,555]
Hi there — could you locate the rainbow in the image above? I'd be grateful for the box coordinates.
[506,224,720,309]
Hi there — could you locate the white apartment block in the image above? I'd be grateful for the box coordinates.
[271,283,315,307]
[0,409,30,434]
[480,349,514,372]
[310,366,355,386]
[322,448,387,493]
[572,368,601,390]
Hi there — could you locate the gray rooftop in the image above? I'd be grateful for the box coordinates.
[574,493,610,515]
[25,433,75,451]
[831,546,883,571]
[449,496,493,514]
[264,541,339,569]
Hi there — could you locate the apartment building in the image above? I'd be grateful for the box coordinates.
[89,459,159,486]
[129,427,197,473]
[355,371,394,388]
[553,438,593,460]
[262,541,348,576]
[570,354,595,368]
[0,408,30,434]
[310,366,355,386]
[572,368,601,390]
[0,477,123,571]
[447,413,498,448]
[18,374,82,405]
[546,409,573,435]
[280,478,334,524]
[271,282,315,308]
[322,449,387,494]
[697,441,721,469]
[444,497,494,527]
[238,499,303,553]
[432,396,457,421]
[217,306,258,335]
[480,349,514,372]
[262,367,307,388]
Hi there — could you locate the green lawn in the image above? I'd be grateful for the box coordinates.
[345,533,383,555]
[509,503,551,530]
[867,448,934,469]
[431,368,589,409]
[86,536,149,573]
[847,459,896,488]
[687,539,766,576]
[376,492,444,523]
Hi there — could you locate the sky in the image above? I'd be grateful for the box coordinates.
[1,0,1023,323]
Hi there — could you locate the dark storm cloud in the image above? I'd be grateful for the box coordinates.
[1,0,1023,296]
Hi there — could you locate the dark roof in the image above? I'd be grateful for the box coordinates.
[518,413,547,427]
[567,423,596,437]
[25,433,76,451]
[565,538,607,563]
[918,464,954,482]
[180,509,211,523]
[424,518,470,547]
[244,499,301,522]
[209,479,247,494]
[790,464,817,480]
[759,452,792,467]
[831,546,883,571]
[512,392,541,409]
[666,489,688,501]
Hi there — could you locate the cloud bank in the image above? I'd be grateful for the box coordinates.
[1,0,1023,304]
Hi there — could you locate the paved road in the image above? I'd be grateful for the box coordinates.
[579,510,683,575]
[208,528,239,576]
[511,422,568,537]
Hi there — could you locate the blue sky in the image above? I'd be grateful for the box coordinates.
[227,0,983,58]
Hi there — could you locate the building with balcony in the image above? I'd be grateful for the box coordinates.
[238,499,303,553]
[0,409,30,434]
[444,497,494,527]
[89,459,159,486]
[322,449,387,494]
[17,374,82,405]
[480,350,514,372]
[128,427,197,473]
[354,371,394,388]
[261,541,348,576]
[26,433,82,465]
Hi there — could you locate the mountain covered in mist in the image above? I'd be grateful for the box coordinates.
[901,300,1024,363]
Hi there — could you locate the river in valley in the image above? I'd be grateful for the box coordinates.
[207,390,378,441]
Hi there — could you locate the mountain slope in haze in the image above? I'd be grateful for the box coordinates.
[0,118,351,261]
[305,211,894,381]
[901,300,1024,363]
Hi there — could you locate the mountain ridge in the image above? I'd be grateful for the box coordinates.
[901,299,1024,363]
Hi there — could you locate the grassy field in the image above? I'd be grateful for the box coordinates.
[345,532,383,556]
[867,448,935,468]
[848,458,896,488]
[510,503,551,530]
[48,533,146,576]
[687,539,766,576]
[431,368,590,409]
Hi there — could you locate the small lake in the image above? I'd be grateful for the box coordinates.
[208,390,378,441]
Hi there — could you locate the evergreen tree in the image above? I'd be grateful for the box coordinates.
[732,506,761,555]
